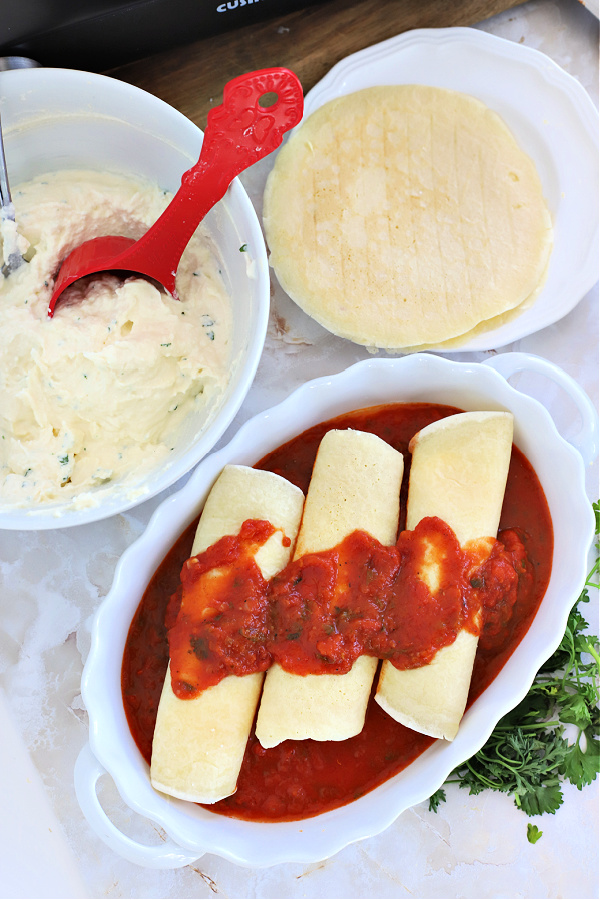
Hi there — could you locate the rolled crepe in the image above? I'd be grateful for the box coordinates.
[150,465,304,802]
[375,410,514,741]
[255,429,404,748]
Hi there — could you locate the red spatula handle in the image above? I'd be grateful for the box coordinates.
[111,68,304,294]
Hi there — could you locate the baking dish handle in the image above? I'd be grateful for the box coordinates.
[74,744,203,869]
[482,352,598,468]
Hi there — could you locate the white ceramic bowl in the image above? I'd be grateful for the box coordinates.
[77,352,597,869]
[0,67,270,529]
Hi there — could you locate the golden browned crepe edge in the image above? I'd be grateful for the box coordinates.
[384,253,552,354]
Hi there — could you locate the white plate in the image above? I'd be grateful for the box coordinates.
[581,0,599,19]
[298,27,599,352]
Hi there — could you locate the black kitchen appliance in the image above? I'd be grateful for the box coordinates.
[1,0,326,71]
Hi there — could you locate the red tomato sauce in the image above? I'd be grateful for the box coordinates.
[267,519,523,675]
[121,403,553,822]
[166,516,523,689]
[167,519,276,697]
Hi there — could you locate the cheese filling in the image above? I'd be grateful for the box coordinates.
[0,169,232,511]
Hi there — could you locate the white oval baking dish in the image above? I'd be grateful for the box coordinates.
[76,352,597,868]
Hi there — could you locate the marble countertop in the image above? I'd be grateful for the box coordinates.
[0,0,598,897]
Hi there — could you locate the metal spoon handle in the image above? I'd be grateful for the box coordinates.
[0,112,14,213]
[0,111,28,278]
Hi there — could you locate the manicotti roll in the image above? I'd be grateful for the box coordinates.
[255,429,404,748]
[150,464,304,802]
[375,411,514,741]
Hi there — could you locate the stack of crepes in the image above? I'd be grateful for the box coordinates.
[151,411,513,804]
[263,85,553,351]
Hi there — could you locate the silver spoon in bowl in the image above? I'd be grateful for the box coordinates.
[0,111,27,278]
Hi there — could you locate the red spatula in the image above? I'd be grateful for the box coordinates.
[47,68,303,317]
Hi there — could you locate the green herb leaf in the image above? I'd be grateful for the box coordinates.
[562,731,600,789]
[428,788,446,813]
[429,499,600,826]
[527,823,543,844]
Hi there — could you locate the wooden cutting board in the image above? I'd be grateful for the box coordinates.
[108,0,525,127]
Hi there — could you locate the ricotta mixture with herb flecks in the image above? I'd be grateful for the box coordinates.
[0,169,232,512]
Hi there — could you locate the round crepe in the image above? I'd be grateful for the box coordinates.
[263,85,553,350]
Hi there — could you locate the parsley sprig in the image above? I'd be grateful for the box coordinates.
[429,501,600,820]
